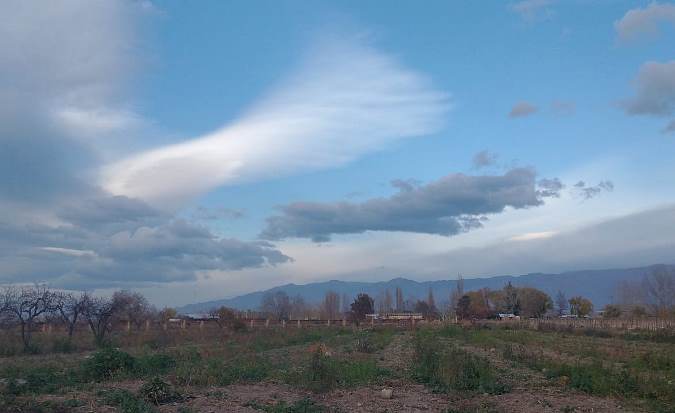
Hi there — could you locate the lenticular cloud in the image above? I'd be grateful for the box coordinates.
[103,37,450,206]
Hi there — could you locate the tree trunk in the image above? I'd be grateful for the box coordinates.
[21,321,32,352]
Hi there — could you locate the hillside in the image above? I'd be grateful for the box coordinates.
[177,264,668,313]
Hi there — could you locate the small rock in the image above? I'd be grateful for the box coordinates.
[381,388,393,399]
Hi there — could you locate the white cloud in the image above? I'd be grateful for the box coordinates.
[509,231,557,242]
[511,0,554,21]
[615,2,675,42]
[103,36,450,206]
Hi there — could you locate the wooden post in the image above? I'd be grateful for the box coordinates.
[200,320,204,330]
[297,319,301,328]
[47,324,52,335]
[163,322,167,331]
[265,319,270,328]
[342,318,346,327]
[282,319,286,328]
[145,319,150,331]
[181,319,186,329]
[126,320,131,332]
[411,317,416,329]
[371,317,374,327]
[327,319,331,327]
[250,319,254,328]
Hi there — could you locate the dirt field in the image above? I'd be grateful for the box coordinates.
[0,323,673,412]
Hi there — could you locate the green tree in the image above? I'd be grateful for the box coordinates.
[518,287,552,318]
[568,296,593,317]
[602,304,622,318]
[349,294,374,325]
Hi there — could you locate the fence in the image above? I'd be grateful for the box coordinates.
[481,317,675,331]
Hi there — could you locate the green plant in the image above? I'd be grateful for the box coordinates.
[134,353,176,376]
[82,347,136,381]
[413,331,509,395]
[246,398,325,413]
[99,388,157,413]
[139,377,182,405]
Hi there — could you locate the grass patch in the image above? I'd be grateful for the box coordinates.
[99,388,158,413]
[413,329,509,395]
[245,398,325,412]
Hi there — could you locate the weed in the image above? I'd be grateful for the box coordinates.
[99,388,158,413]
[82,347,135,381]
[139,377,182,405]
[246,398,325,412]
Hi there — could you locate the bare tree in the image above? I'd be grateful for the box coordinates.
[322,291,340,320]
[112,290,153,330]
[427,288,437,313]
[395,287,404,312]
[54,292,87,340]
[383,289,393,313]
[643,265,675,316]
[83,294,119,346]
[260,291,291,320]
[209,306,237,329]
[341,293,350,315]
[449,274,464,317]
[555,290,568,316]
[0,285,55,352]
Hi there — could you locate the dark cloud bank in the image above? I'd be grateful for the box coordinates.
[0,195,290,289]
[261,167,563,242]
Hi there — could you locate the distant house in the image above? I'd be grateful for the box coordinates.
[497,313,520,320]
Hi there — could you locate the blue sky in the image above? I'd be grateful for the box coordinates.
[1,0,675,305]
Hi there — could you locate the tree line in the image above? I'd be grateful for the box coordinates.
[0,286,175,352]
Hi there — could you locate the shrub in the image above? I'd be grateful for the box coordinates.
[413,331,509,395]
[82,347,135,381]
[139,377,182,405]
[99,388,157,413]
[135,353,176,377]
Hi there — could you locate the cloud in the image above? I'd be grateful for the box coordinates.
[424,205,675,277]
[614,2,675,42]
[0,194,289,289]
[572,180,614,200]
[510,0,555,21]
[0,0,148,202]
[537,178,564,198]
[621,61,675,117]
[551,100,576,116]
[509,231,557,242]
[509,101,538,118]
[472,150,499,169]
[191,206,246,221]
[261,168,561,242]
[103,36,450,207]
[663,120,675,134]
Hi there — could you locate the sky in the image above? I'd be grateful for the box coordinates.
[1,0,675,306]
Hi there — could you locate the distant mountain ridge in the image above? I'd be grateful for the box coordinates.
[177,264,671,314]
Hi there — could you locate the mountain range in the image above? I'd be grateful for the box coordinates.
[176,264,669,314]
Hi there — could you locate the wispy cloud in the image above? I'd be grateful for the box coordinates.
[104,36,450,207]
[509,101,538,118]
[510,0,555,21]
[615,2,675,42]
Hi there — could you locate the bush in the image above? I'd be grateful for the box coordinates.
[99,388,157,413]
[297,347,387,392]
[82,347,135,381]
[139,377,182,405]
[135,353,176,377]
[413,331,509,395]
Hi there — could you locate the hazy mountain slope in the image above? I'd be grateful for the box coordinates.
[177,265,668,313]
